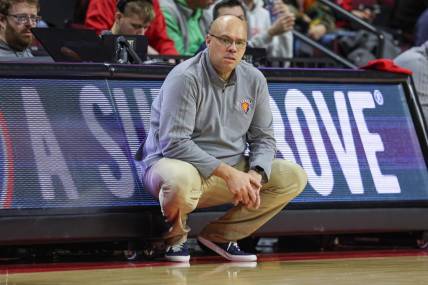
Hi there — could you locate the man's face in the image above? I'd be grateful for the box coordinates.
[1,2,38,51]
[217,6,246,21]
[116,12,150,35]
[206,16,247,80]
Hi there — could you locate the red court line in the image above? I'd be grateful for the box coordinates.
[1,249,427,275]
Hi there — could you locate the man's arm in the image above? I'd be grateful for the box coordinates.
[145,0,178,55]
[84,0,116,35]
[247,78,277,181]
[250,2,294,50]
[269,31,293,59]
[158,74,220,177]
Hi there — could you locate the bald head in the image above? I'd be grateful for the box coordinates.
[209,15,247,40]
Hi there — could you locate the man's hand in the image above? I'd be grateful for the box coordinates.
[352,9,375,22]
[228,169,261,209]
[268,2,295,37]
[247,169,263,209]
[213,163,262,209]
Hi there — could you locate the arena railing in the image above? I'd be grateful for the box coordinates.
[318,0,385,58]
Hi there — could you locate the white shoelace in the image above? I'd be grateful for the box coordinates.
[169,243,185,253]
[227,242,240,251]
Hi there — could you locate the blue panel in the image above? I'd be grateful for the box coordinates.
[0,78,157,209]
[268,83,428,203]
[1,77,427,210]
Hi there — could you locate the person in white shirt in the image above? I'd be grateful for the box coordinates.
[241,0,294,63]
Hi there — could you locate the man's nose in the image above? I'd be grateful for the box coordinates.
[227,41,238,52]
[25,20,35,27]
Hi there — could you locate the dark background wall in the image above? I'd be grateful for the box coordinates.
[39,0,76,27]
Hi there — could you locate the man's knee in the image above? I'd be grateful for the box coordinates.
[268,159,308,197]
[148,158,202,212]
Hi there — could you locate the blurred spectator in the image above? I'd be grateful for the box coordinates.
[241,0,294,61]
[394,40,428,120]
[195,0,243,54]
[285,0,335,41]
[110,0,154,35]
[0,0,40,57]
[103,0,157,54]
[84,0,178,55]
[160,0,213,55]
[334,0,376,28]
[415,8,428,46]
[212,0,247,21]
[295,0,400,66]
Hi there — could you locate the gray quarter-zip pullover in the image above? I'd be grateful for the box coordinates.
[140,49,276,179]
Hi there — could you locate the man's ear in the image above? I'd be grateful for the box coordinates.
[205,35,211,46]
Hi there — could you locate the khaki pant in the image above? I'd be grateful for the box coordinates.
[143,158,307,246]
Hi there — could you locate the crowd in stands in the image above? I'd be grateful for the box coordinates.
[80,0,427,67]
[0,0,427,70]
[84,0,178,55]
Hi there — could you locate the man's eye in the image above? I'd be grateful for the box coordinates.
[222,39,232,45]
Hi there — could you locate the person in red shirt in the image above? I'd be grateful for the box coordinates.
[336,0,352,11]
[85,0,178,55]
[335,0,376,28]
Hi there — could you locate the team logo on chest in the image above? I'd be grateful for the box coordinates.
[240,98,253,114]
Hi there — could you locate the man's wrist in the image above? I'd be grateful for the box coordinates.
[250,166,267,184]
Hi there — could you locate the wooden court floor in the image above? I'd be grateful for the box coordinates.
[1,250,427,285]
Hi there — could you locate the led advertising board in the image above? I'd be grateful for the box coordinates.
[0,77,427,211]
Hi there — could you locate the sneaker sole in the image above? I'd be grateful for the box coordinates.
[165,255,191,262]
[197,236,257,262]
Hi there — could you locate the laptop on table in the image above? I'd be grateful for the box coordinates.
[31,28,148,64]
